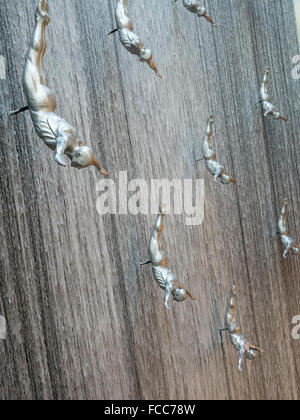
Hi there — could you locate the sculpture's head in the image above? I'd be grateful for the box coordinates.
[71,146,109,176]
[221,174,239,186]
[172,288,187,303]
[292,246,300,256]
[245,349,257,361]
[198,7,206,17]
[273,111,281,120]
[172,287,196,303]
[139,48,153,63]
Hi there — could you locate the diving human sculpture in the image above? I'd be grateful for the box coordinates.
[9,1,109,175]
[109,0,162,78]
[140,204,195,310]
[260,67,288,122]
[221,286,263,372]
[175,0,214,24]
[278,199,300,259]
[200,116,238,185]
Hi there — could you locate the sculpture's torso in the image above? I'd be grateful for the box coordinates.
[183,0,205,15]
[260,85,277,116]
[29,110,77,152]
[183,0,199,13]
[202,140,224,176]
[262,100,277,116]
[205,160,224,177]
[280,234,294,249]
[227,320,251,357]
[118,29,144,57]
[229,332,250,354]
[152,265,176,291]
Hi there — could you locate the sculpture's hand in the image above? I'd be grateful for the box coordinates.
[164,284,172,310]
[54,154,67,167]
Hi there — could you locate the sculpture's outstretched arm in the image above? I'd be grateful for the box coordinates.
[147,61,162,79]
[238,348,245,372]
[202,10,214,25]
[178,285,196,301]
[54,134,71,167]
[278,114,288,122]
[283,244,292,259]
[250,345,264,353]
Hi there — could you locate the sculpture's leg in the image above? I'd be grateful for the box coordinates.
[250,345,264,353]
[23,1,51,102]
[225,286,238,332]
[148,205,166,265]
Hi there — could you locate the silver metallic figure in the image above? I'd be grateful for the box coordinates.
[109,0,162,78]
[278,199,300,259]
[9,1,109,175]
[259,67,288,122]
[221,286,264,372]
[174,0,214,24]
[200,115,238,185]
[140,204,195,310]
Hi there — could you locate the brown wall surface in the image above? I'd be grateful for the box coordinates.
[0,0,300,400]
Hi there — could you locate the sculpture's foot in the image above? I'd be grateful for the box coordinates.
[54,154,67,167]
[36,0,50,24]
[159,203,167,214]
